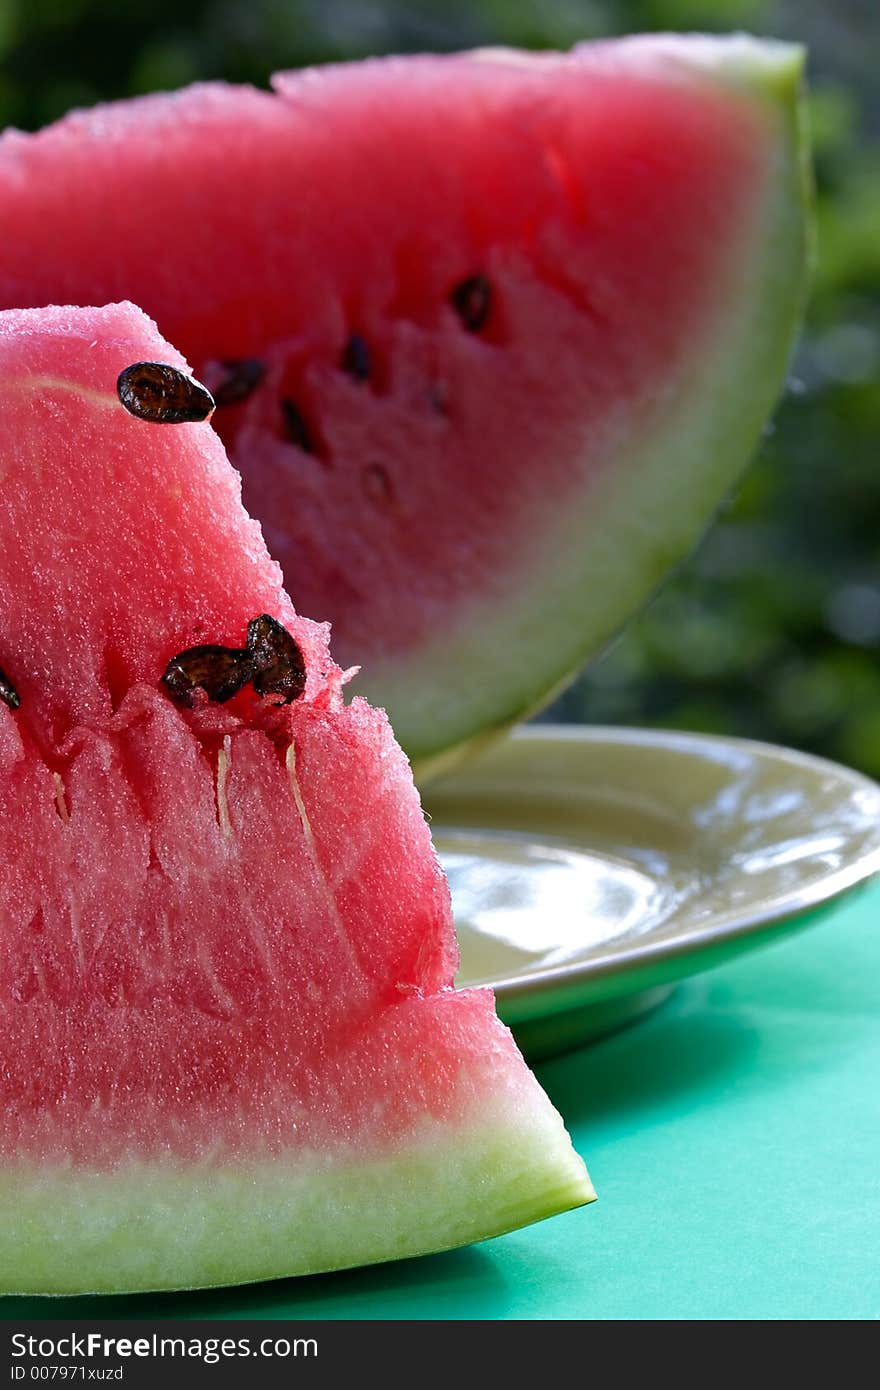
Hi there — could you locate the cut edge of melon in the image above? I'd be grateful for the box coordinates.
[364,37,811,780]
[0,1086,593,1296]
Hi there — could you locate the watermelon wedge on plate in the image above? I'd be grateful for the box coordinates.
[0,302,592,1296]
[0,35,811,776]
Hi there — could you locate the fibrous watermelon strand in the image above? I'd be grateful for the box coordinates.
[214,736,233,839]
[285,738,361,980]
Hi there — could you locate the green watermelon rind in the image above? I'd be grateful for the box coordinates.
[369,37,812,779]
[0,1089,593,1295]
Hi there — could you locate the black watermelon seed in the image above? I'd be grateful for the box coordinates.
[246,614,306,704]
[450,274,492,332]
[0,666,20,711]
[341,334,371,382]
[281,398,315,453]
[212,358,266,408]
[162,644,253,707]
[117,362,215,424]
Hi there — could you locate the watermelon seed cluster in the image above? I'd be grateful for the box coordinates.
[162,614,306,708]
[203,274,494,470]
[117,361,216,424]
[143,271,496,481]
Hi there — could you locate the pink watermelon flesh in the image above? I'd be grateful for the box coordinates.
[0,36,810,771]
[0,302,592,1295]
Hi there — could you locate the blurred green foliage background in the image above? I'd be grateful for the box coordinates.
[1,0,877,772]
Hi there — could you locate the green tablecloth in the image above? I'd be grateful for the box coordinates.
[6,877,879,1321]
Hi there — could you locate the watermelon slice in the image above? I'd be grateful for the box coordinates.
[0,35,810,776]
[0,302,592,1296]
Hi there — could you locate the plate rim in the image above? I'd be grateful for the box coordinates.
[432,724,880,1001]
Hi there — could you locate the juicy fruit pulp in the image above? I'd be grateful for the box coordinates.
[0,35,811,774]
[0,303,592,1294]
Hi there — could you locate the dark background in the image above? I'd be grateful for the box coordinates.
[2,0,877,774]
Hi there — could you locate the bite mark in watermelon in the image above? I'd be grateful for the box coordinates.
[0,34,811,775]
[0,302,592,1295]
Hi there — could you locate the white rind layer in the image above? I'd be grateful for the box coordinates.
[0,1085,593,1295]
